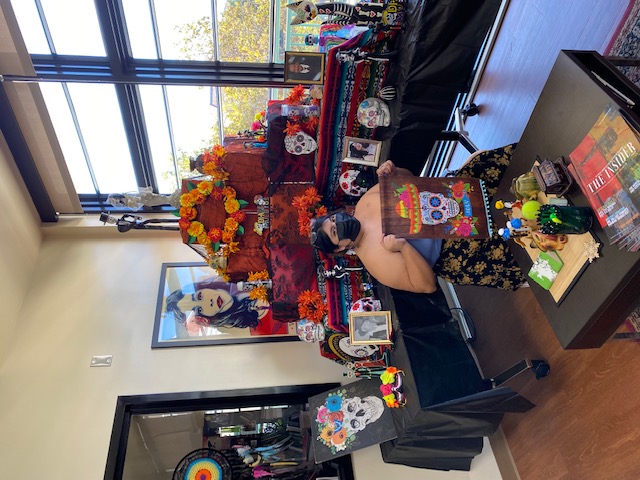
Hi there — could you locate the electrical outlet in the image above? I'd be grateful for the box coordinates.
[91,355,113,367]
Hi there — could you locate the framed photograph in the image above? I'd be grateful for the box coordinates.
[348,311,393,345]
[152,262,297,348]
[342,137,382,167]
[284,51,325,84]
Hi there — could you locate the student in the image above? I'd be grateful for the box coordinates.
[311,147,526,292]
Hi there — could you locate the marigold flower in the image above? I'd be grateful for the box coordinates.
[197,181,213,196]
[178,218,191,230]
[248,270,270,281]
[231,210,245,223]
[210,187,224,200]
[187,221,205,238]
[180,194,196,208]
[221,231,234,244]
[197,232,210,245]
[190,189,206,205]
[208,228,222,243]
[226,241,240,254]
[249,285,268,301]
[222,186,236,199]
[284,121,301,136]
[225,198,240,214]
[180,206,197,221]
[224,217,239,231]
[212,144,226,158]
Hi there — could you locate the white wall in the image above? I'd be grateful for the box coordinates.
[0,222,494,479]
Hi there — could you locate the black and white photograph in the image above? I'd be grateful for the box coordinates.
[342,137,382,167]
[348,311,393,345]
[284,51,325,84]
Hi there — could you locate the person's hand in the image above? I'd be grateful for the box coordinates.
[376,160,396,177]
[381,234,407,252]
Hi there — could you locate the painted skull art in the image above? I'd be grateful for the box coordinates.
[339,170,368,197]
[350,297,381,313]
[357,97,391,128]
[284,131,318,155]
[341,395,385,433]
[419,191,460,225]
[338,336,377,358]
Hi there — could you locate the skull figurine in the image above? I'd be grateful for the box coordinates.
[357,97,391,129]
[342,396,385,433]
[340,170,368,197]
[285,131,318,155]
[338,336,378,358]
[350,297,382,313]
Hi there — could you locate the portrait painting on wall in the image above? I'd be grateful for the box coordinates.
[348,311,393,345]
[284,51,325,84]
[152,263,297,348]
[342,137,382,167]
[309,378,397,462]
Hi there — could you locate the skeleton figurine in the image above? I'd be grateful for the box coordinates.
[335,47,398,64]
[287,1,386,28]
[323,264,364,279]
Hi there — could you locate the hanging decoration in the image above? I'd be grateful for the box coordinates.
[379,367,406,408]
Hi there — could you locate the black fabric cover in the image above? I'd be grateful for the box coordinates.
[377,286,535,471]
[386,0,503,175]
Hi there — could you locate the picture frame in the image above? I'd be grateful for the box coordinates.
[348,311,393,345]
[284,51,325,84]
[152,262,297,348]
[342,137,382,167]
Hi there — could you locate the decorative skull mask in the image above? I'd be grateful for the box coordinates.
[342,396,385,433]
[285,131,317,155]
[338,336,377,358]
[350,297,381,313]
[419,191,460,225]
[357,97,391,128]
[340,170,368,197]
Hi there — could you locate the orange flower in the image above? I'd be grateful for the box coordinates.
[208,228,222,243]
[187,221,205,238]
[222,186,236,199]
[302,116,319,133]
[331,429,347,445]
[180,193,196,208]
[286,84,306,104]
[226,241,240,254]
[197,180,213,196]
[221,231,234,244]
[249,285,268,301]
[224,198,240,214]
[283,121,301,136]
[178,218,191,230]
[180,206,197,221]
[231,210,245,222]
[248,270,269,281]
[212,144,226,158]
[297,290,327,323]
[190,189,205,205]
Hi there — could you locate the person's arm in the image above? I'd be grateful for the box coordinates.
[383,234,437,293]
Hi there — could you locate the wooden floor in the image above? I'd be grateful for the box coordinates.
[449,1,640,479]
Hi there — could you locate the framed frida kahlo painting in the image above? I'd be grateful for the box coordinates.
[152,263,297,348]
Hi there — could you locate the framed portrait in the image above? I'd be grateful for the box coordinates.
[152,262,297,348]
[284,51,325,85]
[348,311,393,345]
[342,137,382,167]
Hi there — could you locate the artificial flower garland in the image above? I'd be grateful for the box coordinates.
[292,187,327,237]
[246,270,270,302]
[297,289,328,323]
[379,367,406,408]
[177,145,248,279]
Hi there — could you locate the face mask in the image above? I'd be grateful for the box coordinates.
[335,212,361,243]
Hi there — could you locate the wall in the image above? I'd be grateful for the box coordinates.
[0,133,41,366]
[0,224,495,479]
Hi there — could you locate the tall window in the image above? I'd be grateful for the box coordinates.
[10,0,303,211]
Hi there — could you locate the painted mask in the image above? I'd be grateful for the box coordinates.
[340,170,368,197]
[284,131,317,155]
[357,97,391,128]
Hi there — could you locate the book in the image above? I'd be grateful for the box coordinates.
[528,251,564,290]
[567,104,640,251]
[379,176,493,239]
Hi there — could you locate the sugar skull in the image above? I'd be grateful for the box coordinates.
[357,97,391,128]
[419,191,460,225]
[340,170,368,197]
[350,297,381,313]
[285,131,318,155]
[342,396,385,433]
[296,319,325,342]
[338,336,377,358]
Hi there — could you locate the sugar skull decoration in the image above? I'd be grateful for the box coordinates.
[394,183,460,234]
[340,170,368,197]
[357,97,391,129]
[350,297,382,313]
[296,319,326,342]
[284,130,318,155]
